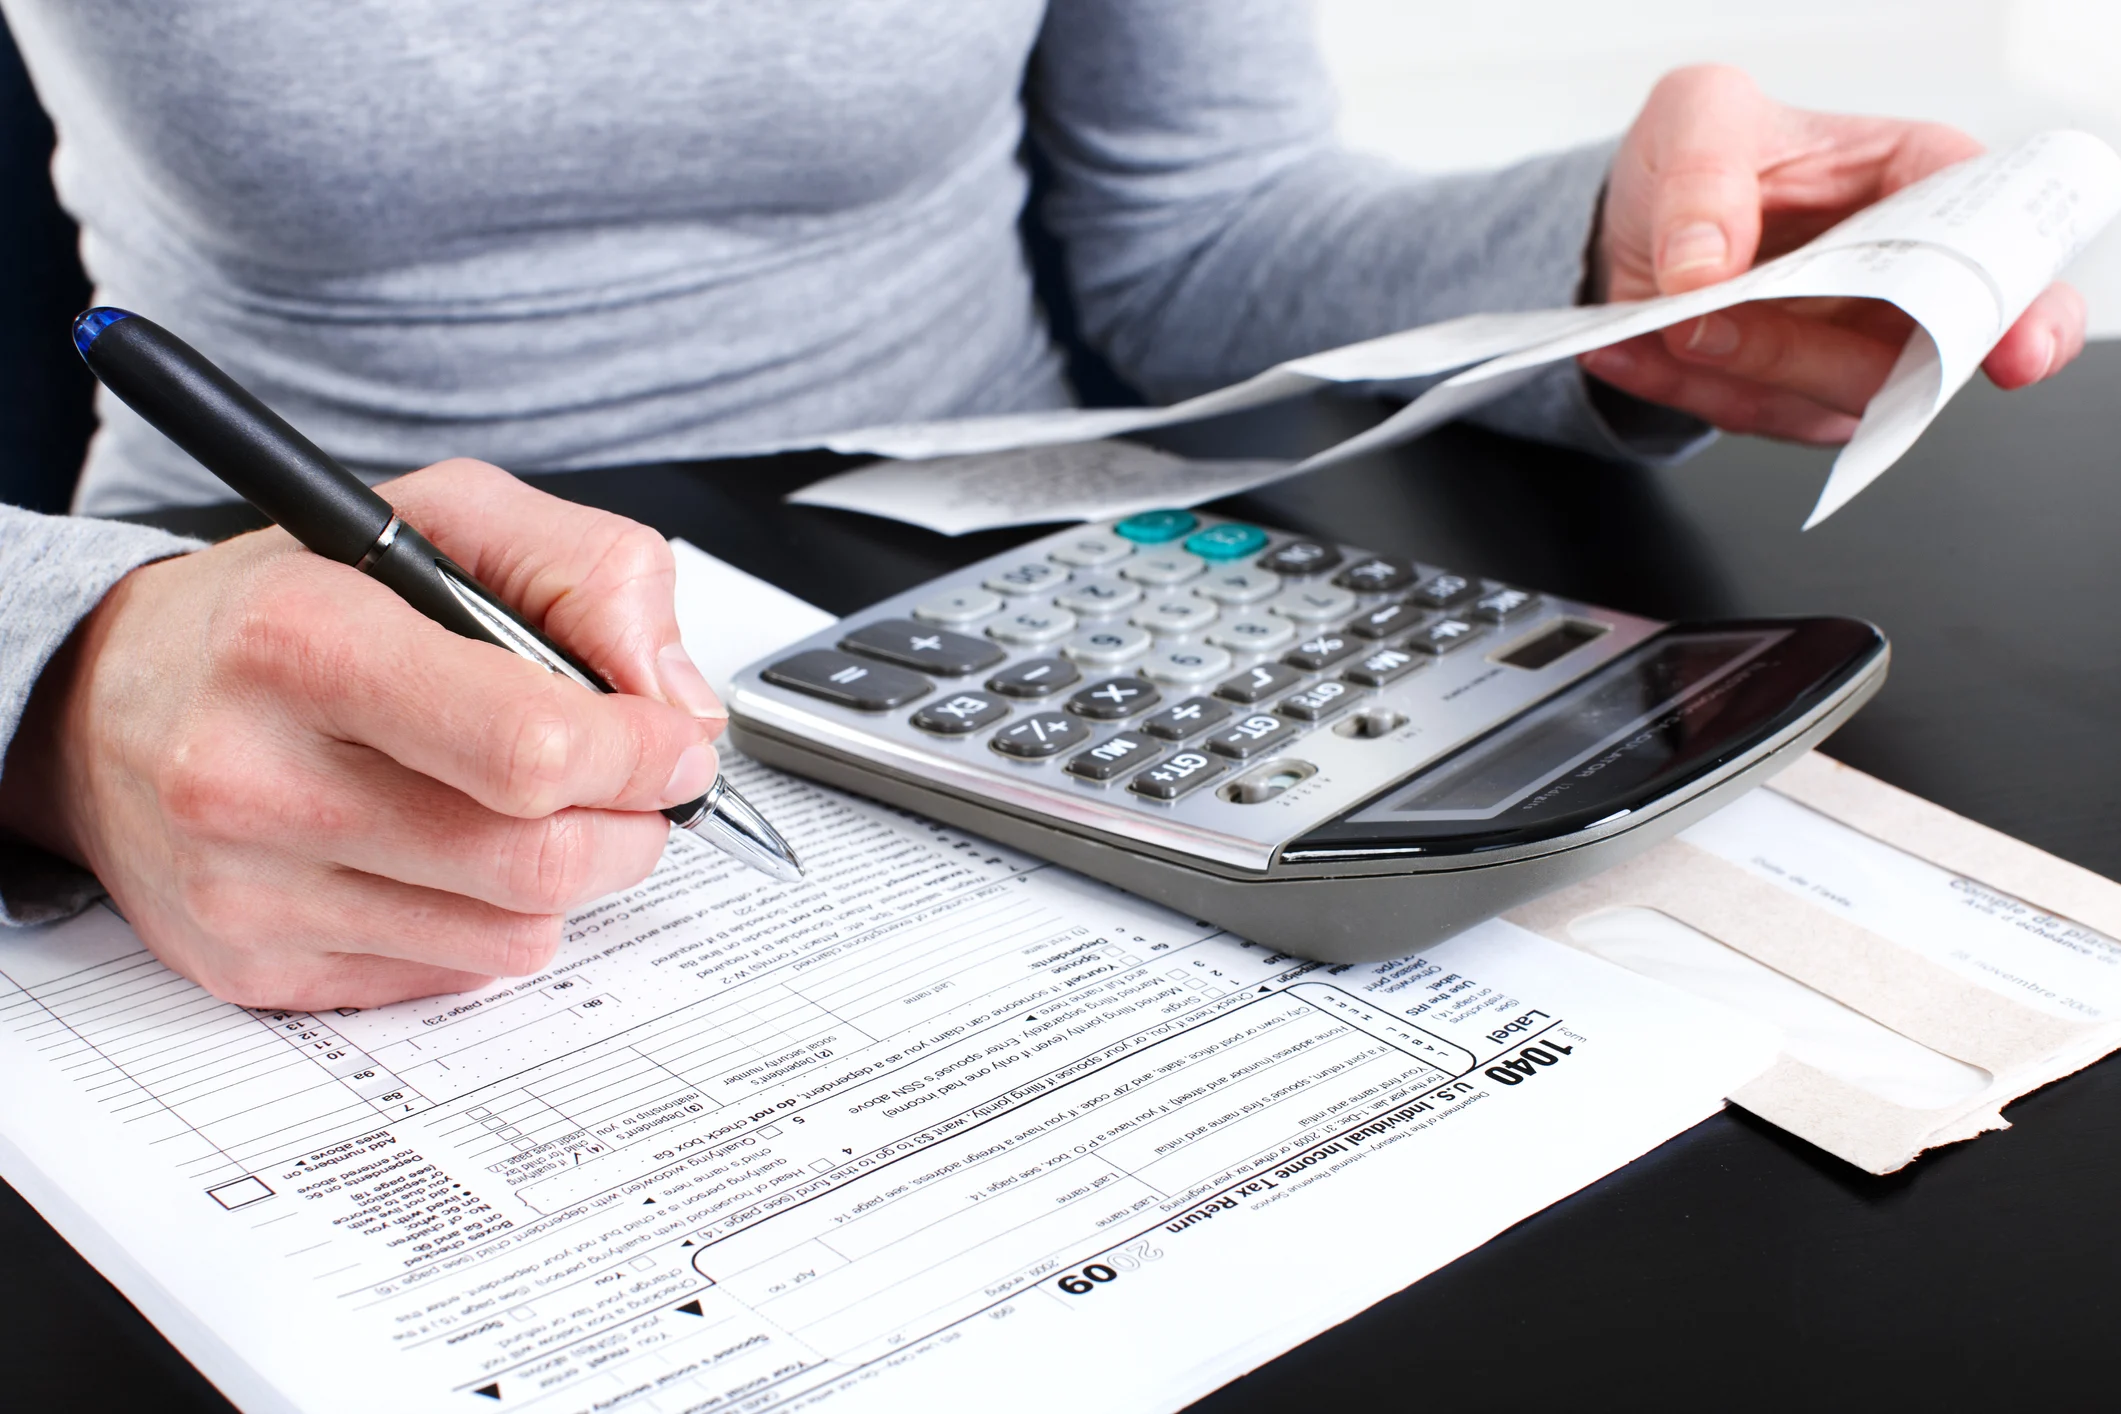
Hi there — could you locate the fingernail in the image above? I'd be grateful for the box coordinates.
[1684,313,1741,359]
[1660,221,1730,276]
[2040,331,2061,379]
[1584,344,1635,377]
[657,643,726,721]
[663,743,718,805]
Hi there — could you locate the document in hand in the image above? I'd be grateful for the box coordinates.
[0,543,1780,1414]
[793,131,2121,535]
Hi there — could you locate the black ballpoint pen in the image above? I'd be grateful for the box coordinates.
[73,307,805,886]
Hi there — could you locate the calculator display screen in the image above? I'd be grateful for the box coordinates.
[1290,618,1885,859]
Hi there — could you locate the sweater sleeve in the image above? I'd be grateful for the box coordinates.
[0,506,202,926]
[1026,0,1711,464]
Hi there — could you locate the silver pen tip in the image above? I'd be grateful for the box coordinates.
[682,777,807,885]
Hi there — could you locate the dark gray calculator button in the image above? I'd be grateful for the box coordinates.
[763,650,933,711]
[1204,712,1297,760]
[1343,645,1426,687]
[1216,661,1304,704]
[840,618,1006,675]
[1140,696,1232,740]
[1404,617,1483,654]
[1281,680,1365,721]
[1129,750,1226,800]
[911,692,1009,735]
[1066,732,1161,782]
[1257,540,1343,576]
[1067,676,1160,720]
[1283,631,1360,671]
[1334,557,1415,594]
[1348,601,1423,639]
[1407,572,1480,609]
[987,656,1081,698]
[991,712,1090,759]
[1471,586,1542,622]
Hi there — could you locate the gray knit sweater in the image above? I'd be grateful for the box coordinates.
[0,0,1702,922]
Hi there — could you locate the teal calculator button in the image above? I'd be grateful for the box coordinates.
[1183,523,1269,560]
[1114,509,1199,544]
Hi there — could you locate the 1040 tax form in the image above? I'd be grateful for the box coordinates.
[0,545,1779,1414]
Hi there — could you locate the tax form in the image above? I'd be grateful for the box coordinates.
[0,544,1780,1414]
[794,130,2121,533]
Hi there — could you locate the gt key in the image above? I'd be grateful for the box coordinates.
[1205,713,1296,760]
[1129,750,1226,800]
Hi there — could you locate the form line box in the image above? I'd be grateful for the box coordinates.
[207,1175,274,1210]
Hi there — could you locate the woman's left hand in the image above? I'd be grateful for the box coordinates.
[1581,64,2088,444]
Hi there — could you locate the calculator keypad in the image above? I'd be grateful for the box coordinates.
[1132,596,1218,635]
[1408,573,1479,609]
[1217,662,1303,704]
[1066,732,1161,782]
[914,587,1004,625]
[1047,531,1134,568]
[1205,713,1297,760]
[1067,676,1160,720]
[1405,617,1483,654]
[1130,750,1225,800]
[1334,557,1415,594]
[1064,625,1153,665]
[1257,540,1342,576]
[911,692,1010,735]
[842,619,1007,675]
[1122,553,1206,586]
[987,605,1078,645]
[1283,631,1361,672]
[992,713,1090,758]
[764,650,933,710]
[1139,696,1232,740]
[1194,566,1280,605]
[1054,576,1142,615]
[1267,585,1358,623]
[1208,615,1295,653]
[986,561,1070,596]
[1344,645,1425,687]
[988,657,1080,698]
[746,509,1637,837]
[1140,644,1235,685]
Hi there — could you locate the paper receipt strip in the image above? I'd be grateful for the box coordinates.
[1508,752,2121,1174]
[794,130,2121,534]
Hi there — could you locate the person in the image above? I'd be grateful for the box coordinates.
[0,2,2086,1009]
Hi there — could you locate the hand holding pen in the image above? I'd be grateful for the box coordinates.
[0,312,799,1011]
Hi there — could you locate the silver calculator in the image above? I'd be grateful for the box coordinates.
[729,509,1887,963]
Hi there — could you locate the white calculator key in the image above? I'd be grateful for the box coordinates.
[1207,614,1296,652]
[987,604,1079,646]
[1046,531,1134,569]
[1131,596,1219,635]
[1063,624,1153,666]
[1194,566,1280,606]
[1054,575,1143,616]
[1268,585,1357,623]
[984,560,1070,596]
[1140,643,1235,685]
[1120,552,1205,586]
[913,587,1004,625]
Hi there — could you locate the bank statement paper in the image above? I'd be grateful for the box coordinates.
[0,544,1779,1414]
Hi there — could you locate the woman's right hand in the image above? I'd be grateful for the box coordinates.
[0,459,725,1010]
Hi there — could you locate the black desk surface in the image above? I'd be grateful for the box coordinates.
[10,349,2120,1411]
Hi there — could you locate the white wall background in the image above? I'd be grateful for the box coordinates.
[1315,0,2121,335]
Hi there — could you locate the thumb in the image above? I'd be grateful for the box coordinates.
[1637,66,1773,294]
[378,458,726,732]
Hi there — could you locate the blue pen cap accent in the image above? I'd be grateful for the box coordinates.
[72,306,134,357]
